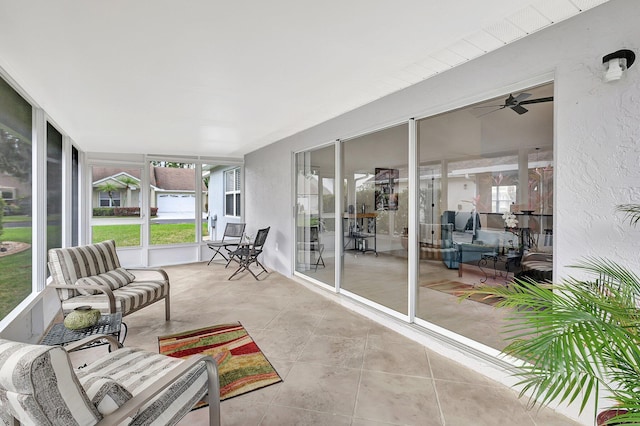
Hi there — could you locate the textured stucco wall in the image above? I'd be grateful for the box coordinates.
[245,0,640,285]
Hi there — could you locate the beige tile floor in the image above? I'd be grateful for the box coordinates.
[72,260,578,426]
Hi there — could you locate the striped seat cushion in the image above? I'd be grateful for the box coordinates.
[76,347,208,425]
[61,280,168,315]
[48,240,122,300]
[75,267,136,295]
[0,339,100,425]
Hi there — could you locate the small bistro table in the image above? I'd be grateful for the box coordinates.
[478,251,522,284]
[41,312,125,350]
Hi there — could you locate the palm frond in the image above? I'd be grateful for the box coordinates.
[617,204,640,227]
[461,258,640,415]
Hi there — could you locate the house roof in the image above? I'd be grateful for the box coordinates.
[92,166,205,192]
[153,167,203,192]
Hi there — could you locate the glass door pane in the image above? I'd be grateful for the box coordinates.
[295,145,335,286]
[416,82,554,351]
[342,124,408,315]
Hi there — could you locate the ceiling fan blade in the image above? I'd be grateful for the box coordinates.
[519,96,554,105]
[511,105,528,114]
[512,92,531,103]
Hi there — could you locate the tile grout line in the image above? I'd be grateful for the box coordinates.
[425,348,447,425]
[349,328,370,425]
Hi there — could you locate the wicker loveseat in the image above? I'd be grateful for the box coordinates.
[47,240,170,320]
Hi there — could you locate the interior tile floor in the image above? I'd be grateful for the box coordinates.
[302,251,514,351]
[70,260,577,426]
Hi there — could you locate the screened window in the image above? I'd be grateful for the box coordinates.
[91,165,142,247]
[47,123,63,253]
[0,76,33,319]
[225,168,241,217]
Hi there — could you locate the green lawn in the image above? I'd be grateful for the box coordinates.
[0,227,32,319]
[0,222,209,319]
[92,222,209,246]
[2,215,31,223]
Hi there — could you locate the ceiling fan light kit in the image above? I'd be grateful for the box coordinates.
[602,49,635,83]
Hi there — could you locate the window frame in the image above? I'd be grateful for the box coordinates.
[491,184,517,213]
[98,190,122,207]
[224,167,241,217]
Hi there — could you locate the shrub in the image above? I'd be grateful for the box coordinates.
[113,207,140,216]
[93,207,159,217]
[93,207,114,217]
[5,204,23,215]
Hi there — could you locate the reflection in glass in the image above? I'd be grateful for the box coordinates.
[342,124,408,315]
[71,147,79,245]
[47,123,63,252]
[0,76,33,318]
[295,145,335,286]
[417,83,554,351]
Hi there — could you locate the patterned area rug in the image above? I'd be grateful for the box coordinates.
[421,279,503,306]
[158,322,282,404]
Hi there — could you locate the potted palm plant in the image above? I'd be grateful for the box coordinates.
[466,204,640,425]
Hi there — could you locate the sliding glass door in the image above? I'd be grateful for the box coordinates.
[293,83,554,351]
[416,83,554,350]
[295,144,335,286]
[341,124,409,315]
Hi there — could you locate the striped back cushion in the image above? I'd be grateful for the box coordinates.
[76,268,136,295]
[0,339,100,425]
[48,240,122,300]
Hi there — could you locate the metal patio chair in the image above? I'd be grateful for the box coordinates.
[228,227,270,280]
[207,222,246,265]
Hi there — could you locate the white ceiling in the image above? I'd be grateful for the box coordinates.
[0,0,608,158]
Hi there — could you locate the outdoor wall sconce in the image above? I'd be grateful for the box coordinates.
[602,49,635,82]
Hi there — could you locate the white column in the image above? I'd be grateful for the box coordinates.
[334,140,342,293]
[408,119,418,321]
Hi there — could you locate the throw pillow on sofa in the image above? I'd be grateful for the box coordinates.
[75,268,136,295]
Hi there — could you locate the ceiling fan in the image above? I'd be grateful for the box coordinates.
[476,92,553,116]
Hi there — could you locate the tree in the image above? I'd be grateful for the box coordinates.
[97,182,121,207]
[464,203,640,424]
[150,161,193,169]
[117,176,138,207]
[0,135,31,183]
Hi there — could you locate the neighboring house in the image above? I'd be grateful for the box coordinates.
[92,166,206,217]
[0,173,30,213]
